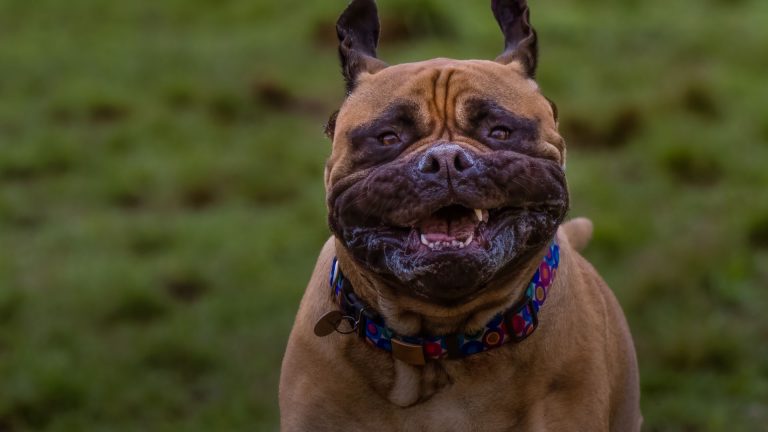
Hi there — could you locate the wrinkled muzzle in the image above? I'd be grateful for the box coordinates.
[328,144,568,304]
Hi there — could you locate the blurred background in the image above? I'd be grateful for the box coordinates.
[0,0,766,430]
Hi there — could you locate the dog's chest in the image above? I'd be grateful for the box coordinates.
[382,367,534,432]
[400,399,478,432]
[389,385,533,432]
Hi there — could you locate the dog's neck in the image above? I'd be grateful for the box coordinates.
[334,239,551,336]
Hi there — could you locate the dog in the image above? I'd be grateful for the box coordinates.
[279,0,641,430]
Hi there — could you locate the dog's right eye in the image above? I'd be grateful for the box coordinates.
[378,132,402,146]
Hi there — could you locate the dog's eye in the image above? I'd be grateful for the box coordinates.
[378,132,402,146]
[489,126,512,141]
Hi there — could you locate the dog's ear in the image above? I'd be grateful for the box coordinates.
[337,0,388,94]
[491,0,538,77]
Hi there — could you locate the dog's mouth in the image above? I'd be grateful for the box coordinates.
[413,205,487,252]
[400,203,555,257]
[333,202,565,303]
[365,201,563,302]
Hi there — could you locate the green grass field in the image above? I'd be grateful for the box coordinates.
[1,0,767,430]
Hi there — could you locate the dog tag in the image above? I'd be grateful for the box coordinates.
[314,310,344,337]
[391,339,426,366]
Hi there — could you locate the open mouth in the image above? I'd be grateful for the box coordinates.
[413,205,490,252]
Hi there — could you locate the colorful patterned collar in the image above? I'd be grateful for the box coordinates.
[315,241,560,366]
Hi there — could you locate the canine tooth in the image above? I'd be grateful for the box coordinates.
[420,234,429,246]
[463,233,474,247]
[474,209,483,222]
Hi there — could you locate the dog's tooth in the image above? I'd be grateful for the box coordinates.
[474,208,484,222]
[463,233,474,247]
[420,234,429,246]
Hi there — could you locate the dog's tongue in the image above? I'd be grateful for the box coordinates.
[418,206,476,243]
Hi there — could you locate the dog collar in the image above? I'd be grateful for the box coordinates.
[316,241,560,366]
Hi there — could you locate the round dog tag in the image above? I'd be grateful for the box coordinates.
[314,310,344,337]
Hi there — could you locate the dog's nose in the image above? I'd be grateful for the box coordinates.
[418,144,476,178]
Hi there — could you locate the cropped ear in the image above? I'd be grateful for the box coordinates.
[491,0,538,77]
[337,0,388,94]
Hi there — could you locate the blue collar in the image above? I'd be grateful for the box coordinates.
[315,241,560,366]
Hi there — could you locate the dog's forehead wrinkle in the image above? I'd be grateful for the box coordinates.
[336,62,553,158]
[439,68,458,140]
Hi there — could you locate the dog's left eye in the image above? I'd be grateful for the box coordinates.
[378,132,402,146]
[488,126,512,141]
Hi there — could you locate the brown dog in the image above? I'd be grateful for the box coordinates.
[279,0,641,430]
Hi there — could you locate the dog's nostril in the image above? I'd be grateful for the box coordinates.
[420,154,441,174]
[453,152,474,172]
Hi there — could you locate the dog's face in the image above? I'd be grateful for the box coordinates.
[325,0,568,304]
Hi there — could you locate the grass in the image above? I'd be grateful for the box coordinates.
[0,0,766,430]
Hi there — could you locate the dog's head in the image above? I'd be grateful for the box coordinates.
[325,0,568,305]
